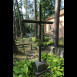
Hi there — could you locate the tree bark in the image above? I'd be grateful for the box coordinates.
[14,6,18,39]
[25,0,28,19]
[13,39,18,54]
[34,0,38,38]
[16,0,23,38]
[13,12,15,39]
[54,0,61,47]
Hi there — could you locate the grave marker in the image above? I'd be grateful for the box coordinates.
[22,3,53,76]
[22,3,53,62]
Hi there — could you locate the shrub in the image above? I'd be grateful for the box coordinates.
[44,36,51,42]
[59,40,64,46]
[13,59,36,77]
[33,46,37,50]
[32,37,38,43]
[32,37,36,42]
[41,52,64,77]
[43,42,47,46]
[47,41,54,45]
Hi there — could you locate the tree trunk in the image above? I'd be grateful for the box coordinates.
[25,0,28,19]
[34,0,37,38]
[16,0,23,38]
[14,6,18,39]
[42,10,45,41]
[21,0,22,11]
[54,0,61,47]
[15,17,18,39]
[13,13,15,39]
[13,1,17,39]
[13,39,18,54]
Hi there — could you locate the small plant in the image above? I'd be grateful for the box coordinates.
[32,37,36,42]
[13,59,36,77]
[44,36,51,42]
[33,46,37,50]
[41,52,64,77]
[47,41,54,45]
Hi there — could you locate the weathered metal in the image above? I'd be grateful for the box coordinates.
[22,3,53,62]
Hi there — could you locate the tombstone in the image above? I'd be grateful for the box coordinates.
[59,48,61,56]
[60,48,64,58]
[50,46,55,53]
[51,29,55,41]
[56,48,59,56]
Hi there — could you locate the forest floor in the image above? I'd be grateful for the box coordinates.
[13,37,50,64]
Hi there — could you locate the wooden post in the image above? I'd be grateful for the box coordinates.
[22,44,25,54]
[30,44,32,50]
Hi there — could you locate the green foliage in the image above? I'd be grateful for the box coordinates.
[47,41,54,45]
[32,37,37,42]
[44,36,51,42]
[32,37,43,46]
[40,0,55,20]
[32,36,53,48]
[13,59,36,77]
[33,46,37,50]
[41,72,50,77]
[41,52,47,62]
[59,40,64,46]
[41,52,64,77]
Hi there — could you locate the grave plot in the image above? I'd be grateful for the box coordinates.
[13,0,64,77]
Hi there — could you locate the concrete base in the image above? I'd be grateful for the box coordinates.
[35,70,47,76]
[35,60,47,72]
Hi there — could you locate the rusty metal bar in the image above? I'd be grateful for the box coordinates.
[22,20,53,24]
[39,3,41,62]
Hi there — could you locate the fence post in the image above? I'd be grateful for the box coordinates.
[53,48,55,54]
[22,44,25,54]
[30,44,32,50]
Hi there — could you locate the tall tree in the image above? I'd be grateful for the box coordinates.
[13,0,16,39]
[25,0,28,19]
[54,0,61,47]
[40,0,55,20]
[34,0,38,38]
[16,0,23,37]
[14,6,18,39]
[13,9,15,39]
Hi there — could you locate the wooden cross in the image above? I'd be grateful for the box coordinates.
[22,3,53,62]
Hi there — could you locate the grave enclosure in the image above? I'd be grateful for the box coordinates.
[50,46,64,58]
